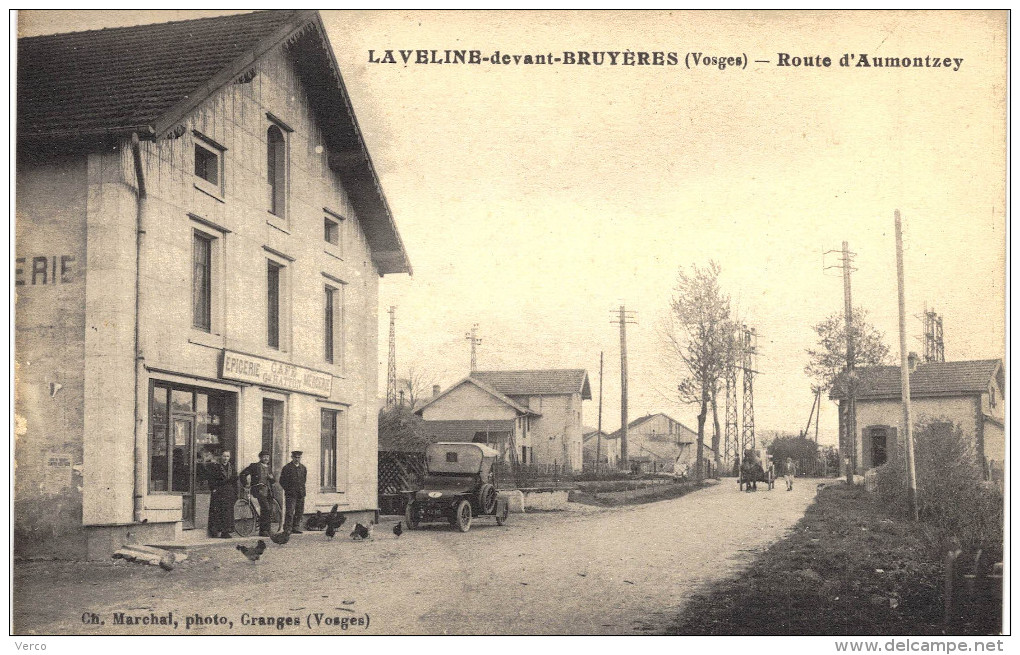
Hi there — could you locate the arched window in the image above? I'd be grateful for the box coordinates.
[267,125,287,216]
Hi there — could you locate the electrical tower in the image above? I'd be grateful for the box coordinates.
[740,325,758,453]
[723,324,741,471]
[824,242,859,484]
[386,306,397,406]
[465,323,482,372]
[922,305,945,363]
[611,305,637,469]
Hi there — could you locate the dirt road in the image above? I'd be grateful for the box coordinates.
[14,479,822,635]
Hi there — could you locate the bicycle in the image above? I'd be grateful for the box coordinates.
[233,482,283,537]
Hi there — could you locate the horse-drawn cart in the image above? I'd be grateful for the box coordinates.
[739,448,775,491]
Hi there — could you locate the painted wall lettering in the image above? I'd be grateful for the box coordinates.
[15,256,75,286]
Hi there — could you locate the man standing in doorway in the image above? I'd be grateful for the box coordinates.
[242,450,276,536]
[279,450,307,533]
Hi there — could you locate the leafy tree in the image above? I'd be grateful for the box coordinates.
[664,261,734,481]
[767,435,820,475]
[804,307,891,482]
[378,405,430,452]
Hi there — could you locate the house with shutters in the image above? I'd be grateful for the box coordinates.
[830,356,1004,477]
[416,369,591,471]
[15,11,411,558]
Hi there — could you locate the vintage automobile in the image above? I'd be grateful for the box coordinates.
[404,442,510,532]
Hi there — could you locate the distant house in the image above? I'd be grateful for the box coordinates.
[830,356,1004,477]
[582,427,619,467]
[415,369,591,471]
[610,413,701,474]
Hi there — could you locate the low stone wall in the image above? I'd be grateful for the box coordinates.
[516,488,572,511]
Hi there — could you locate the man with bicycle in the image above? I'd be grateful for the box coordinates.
[241,450,276,536]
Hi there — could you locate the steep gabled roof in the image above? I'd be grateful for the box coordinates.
[17,11,411,275]
[830,359,1003,401]
[18,11,298,139]
[470,369,592,400]
[414,377,539,417]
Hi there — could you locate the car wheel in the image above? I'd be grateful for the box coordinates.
[495,501,509,526]
[477,483,496,515]
[405,502,419,530]
[454,499,472,532]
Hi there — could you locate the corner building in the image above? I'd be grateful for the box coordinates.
[15,11,411,557]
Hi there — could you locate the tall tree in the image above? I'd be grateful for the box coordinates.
[804,307,891,480]
[664,261,733,482]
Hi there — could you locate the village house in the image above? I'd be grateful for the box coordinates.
[415,369,591,472]
[15,11,411,558]
[610,413,707,475]
[830,356,1004,478]
[582,427,619,468]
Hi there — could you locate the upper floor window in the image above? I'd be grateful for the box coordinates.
[267,260,283,349]
[267,125,287,217]
[192,232,213,331]
[193,131,225,198]
[325,216,340,246]
[989,385,997,408]
[324,286,337,364]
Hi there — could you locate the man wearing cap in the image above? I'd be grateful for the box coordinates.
[241,450,276,536]
[279,450,307,534]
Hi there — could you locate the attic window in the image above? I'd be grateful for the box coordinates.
[195,145,219,185]
[989,385,996,408]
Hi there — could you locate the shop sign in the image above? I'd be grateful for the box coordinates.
[221,350,333,397]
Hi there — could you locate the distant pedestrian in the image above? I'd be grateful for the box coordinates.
[784,457,797,491]
[279,450,307,533]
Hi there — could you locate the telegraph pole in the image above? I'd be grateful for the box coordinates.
[895,211,919,520]
[842,241,856,484]
[465,323,482,372]
[386,306,397,406]
[596,351,604,469]
[611,306,637,469]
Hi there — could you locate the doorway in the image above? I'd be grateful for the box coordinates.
[870,428,888,467]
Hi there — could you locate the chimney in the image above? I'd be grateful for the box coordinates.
[907,352,919,372]
[432,384,441,398]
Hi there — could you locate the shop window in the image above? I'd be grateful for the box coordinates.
[267,125,287,217]
[321,409,338,492]
[192,232,213,331]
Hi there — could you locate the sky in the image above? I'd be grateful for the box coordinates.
[18,10,1007,446]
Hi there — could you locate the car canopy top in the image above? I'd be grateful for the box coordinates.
[426,442,500,475]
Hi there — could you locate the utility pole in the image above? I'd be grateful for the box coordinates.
[465,323,482,372]
[895,211,919,520]
[611,306,637,470]
[842,241,856,485]
[814,386,821,444]
[386,306,397,406]
[597,351,604,470]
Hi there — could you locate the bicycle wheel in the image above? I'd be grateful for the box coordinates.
[268,497,284,534]
[234,499,256,537]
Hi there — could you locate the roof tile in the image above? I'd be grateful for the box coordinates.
[470,369,591,399]
[830,359,1002,400]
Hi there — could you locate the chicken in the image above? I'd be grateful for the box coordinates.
[392,522,403,538]
[306,511,325,531]
[324,504,346,539]
[350,523,370,541]
[270,528,291,545]
[237,540,267,562]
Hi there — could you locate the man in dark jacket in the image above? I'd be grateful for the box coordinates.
[241,450,276,536]
[279,450,307,533]
[206,450,237,538]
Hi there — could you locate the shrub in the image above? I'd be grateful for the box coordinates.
[874,418,1003,556]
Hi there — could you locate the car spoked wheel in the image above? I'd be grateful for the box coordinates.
[477,483,496,515]
[454,499,472,532]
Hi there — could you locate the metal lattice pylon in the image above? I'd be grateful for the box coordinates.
[741,326,757,453]
[724,360,740,470]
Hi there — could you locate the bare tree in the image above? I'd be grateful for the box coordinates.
[805,307,891,480]
[664,261,734,482]
[400,365,439,410]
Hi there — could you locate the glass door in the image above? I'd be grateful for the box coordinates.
[172,417,196,528]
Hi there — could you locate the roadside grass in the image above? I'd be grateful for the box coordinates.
[570,480,712,507]
[667,483,991,636]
